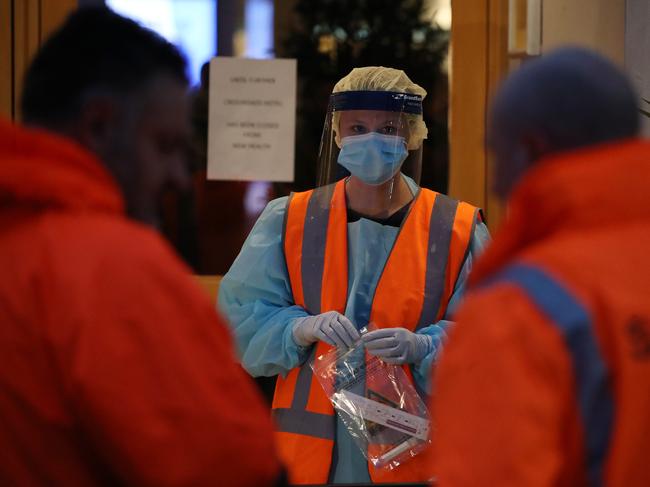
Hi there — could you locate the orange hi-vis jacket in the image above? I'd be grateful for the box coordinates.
[272,180,479,484]
[0,120,281,487]
[432,140,650,486]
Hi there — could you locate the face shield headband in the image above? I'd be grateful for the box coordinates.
[329,90,423,115]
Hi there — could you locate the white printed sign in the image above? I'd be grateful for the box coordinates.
[207,57,296,181]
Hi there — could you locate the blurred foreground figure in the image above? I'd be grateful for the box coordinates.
[0,8,282,486]
[432,47,650,486]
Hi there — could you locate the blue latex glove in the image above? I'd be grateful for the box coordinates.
[292,311,360,349]
[361,327,432,364]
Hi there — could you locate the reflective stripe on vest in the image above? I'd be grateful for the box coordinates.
[275,180,478,483]
[488,264,614,487]
[418,193,458,327]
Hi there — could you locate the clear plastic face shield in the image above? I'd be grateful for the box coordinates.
[316,91,425,218]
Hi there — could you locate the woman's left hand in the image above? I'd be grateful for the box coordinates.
[361,327,432,364]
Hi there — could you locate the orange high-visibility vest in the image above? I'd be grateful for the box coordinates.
[272,180,479,484]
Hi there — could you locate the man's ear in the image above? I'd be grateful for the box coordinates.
[519,132,549,164]
[75,96,119,154]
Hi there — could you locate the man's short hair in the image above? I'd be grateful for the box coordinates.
[21,7,189,125]
[491,47,640,152]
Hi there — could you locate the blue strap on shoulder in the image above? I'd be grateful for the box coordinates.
[486,263,614,487]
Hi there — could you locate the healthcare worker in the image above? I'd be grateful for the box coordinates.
[219,66,490,484]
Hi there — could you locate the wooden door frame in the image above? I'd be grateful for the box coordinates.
[1,0,77,121]
[0,0,12,119]
[449,0,509,230]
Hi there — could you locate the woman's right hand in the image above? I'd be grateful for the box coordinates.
[292,311,360,349]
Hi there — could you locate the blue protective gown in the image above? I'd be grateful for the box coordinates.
[219,188,490,483]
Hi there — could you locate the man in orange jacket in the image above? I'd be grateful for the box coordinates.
[431,48,650,485]
[0,7,282,486]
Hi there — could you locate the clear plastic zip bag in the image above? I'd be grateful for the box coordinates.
[310,326,431,472]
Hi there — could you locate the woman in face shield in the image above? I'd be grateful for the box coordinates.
[218,66,490,484]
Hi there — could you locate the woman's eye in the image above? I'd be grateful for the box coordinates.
[381,125,397,135]
[350,125,367,134]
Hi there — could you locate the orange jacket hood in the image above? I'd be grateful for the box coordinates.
[0,119,124,214]
[472,139,650,284]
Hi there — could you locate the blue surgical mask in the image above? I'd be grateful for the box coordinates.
[337,132,408,185]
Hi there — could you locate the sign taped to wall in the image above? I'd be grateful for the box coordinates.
[207,57,296,181]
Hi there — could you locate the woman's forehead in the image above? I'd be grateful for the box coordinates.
[339,110,404,122]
